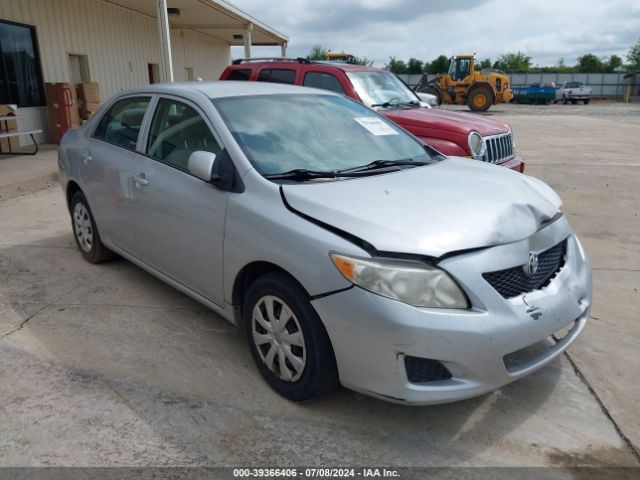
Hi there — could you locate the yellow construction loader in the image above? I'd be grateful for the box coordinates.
[416,54,512,112]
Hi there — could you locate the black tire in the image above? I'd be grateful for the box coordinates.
[584,99,590,105]
[70,191,114,264]
[562,95,568,104]
[571,99,578,104]
[418,85,442,105]
[243,272,339,401]
[467,87,494,112]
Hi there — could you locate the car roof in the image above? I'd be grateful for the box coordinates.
[229,60,387,74]
[118,80,336,99]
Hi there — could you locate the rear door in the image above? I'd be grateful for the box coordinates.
[82,95,153,257]
[132,95,228,306]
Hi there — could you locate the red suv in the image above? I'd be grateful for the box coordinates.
[220,59,524,172]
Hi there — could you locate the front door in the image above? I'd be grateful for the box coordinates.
[83,96,152,257]
[132,96,227,306]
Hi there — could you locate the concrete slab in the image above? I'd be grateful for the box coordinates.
[0,144,59,201]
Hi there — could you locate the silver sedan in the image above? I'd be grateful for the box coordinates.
[58,81,592,404]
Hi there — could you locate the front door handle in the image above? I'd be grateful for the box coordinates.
[132,174,148,187]
[81,153,93,164]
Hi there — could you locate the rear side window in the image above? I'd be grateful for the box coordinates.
[227,69,252,81]
[303,71,346,94]
[93,96,150,150]
[257,69,296,84]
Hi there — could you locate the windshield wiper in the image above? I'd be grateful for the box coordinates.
[370,100,421,109]
[337,159,430,174]
[263,168,340,181]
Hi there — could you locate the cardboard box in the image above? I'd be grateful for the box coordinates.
[79,101,101,120]
[0,104,20,152]
[77,82,101,105]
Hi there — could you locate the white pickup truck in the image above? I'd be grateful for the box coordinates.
[556,81,592,104]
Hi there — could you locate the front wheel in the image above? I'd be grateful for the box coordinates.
[244,273,339,401]
[70,191,114,264]
[418,85,442,105]
[467,87,494,112]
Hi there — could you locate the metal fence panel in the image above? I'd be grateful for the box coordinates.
[397,71,630,97]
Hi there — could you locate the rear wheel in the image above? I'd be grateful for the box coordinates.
[467,87,494,112]
[243,273,339,401]
[70,191,114,264]
[584,99,590,105]
[571,99,578,104]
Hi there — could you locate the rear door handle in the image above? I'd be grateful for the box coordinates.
[132,174,148,187]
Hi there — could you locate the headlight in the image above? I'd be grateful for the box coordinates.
[467,131,485,158]
[509,126,516,150]
[330,253,469,309]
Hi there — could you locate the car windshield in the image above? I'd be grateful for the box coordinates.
[213,94,433,176]
[346,71,420,108]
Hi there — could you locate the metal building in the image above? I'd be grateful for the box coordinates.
[0,0,288,143]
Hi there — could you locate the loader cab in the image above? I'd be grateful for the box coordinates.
[448,56,473,81]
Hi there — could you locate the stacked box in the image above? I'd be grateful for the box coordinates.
[77,82,101,120]
[0,104,20,152]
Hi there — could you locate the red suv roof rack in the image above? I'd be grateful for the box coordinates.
[231,57,310,65]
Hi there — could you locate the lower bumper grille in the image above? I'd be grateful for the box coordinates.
[483,239,567,298]
[404,356,452,383]
[482,132,514,164]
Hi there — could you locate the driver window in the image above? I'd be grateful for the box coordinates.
[455,59,470,81]
[146,98,221,171]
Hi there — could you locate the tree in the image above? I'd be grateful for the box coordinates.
[626,39,640,71]
[606,54,623,72]
[406,58,424,74]
[494,51,531,72]
[577,53,604,72]
[478,58,492,69]
[354,56,374,67]
[386,57,408,74]
[308,44,327,61]
[427,55,449,74]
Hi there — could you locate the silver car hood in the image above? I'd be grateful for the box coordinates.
[281,158,562,257]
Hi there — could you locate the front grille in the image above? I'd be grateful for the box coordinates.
[482,132,514,164]
[482,240,567,299]
[404,356,452,383]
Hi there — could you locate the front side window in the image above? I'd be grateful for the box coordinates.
[451,59,470,81]
[0,20,45,107]
[257,69,296,84]
[93,97,150,150]
[146,98,221,171]
[227,69,252,81]
[303,72,346,94]
[214,94,433,176]
[346,71,419,108]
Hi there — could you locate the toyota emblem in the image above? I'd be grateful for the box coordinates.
[523,253,539,277]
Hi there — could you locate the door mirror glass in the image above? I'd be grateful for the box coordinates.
[188,150,216,182]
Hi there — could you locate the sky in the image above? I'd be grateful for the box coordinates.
[230,0,640,67]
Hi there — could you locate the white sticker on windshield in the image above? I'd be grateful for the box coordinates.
[354,117,399,136]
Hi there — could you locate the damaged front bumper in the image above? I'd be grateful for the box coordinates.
[311,216,591,405]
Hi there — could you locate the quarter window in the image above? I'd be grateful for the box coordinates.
[227,69,252,81]
[93,96,150,150]
[146,98,221,171]
[257,69,296,84]
[303,72,346,94]
[0,20,45,107]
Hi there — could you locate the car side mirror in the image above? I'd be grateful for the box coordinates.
[188,151,216,182]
